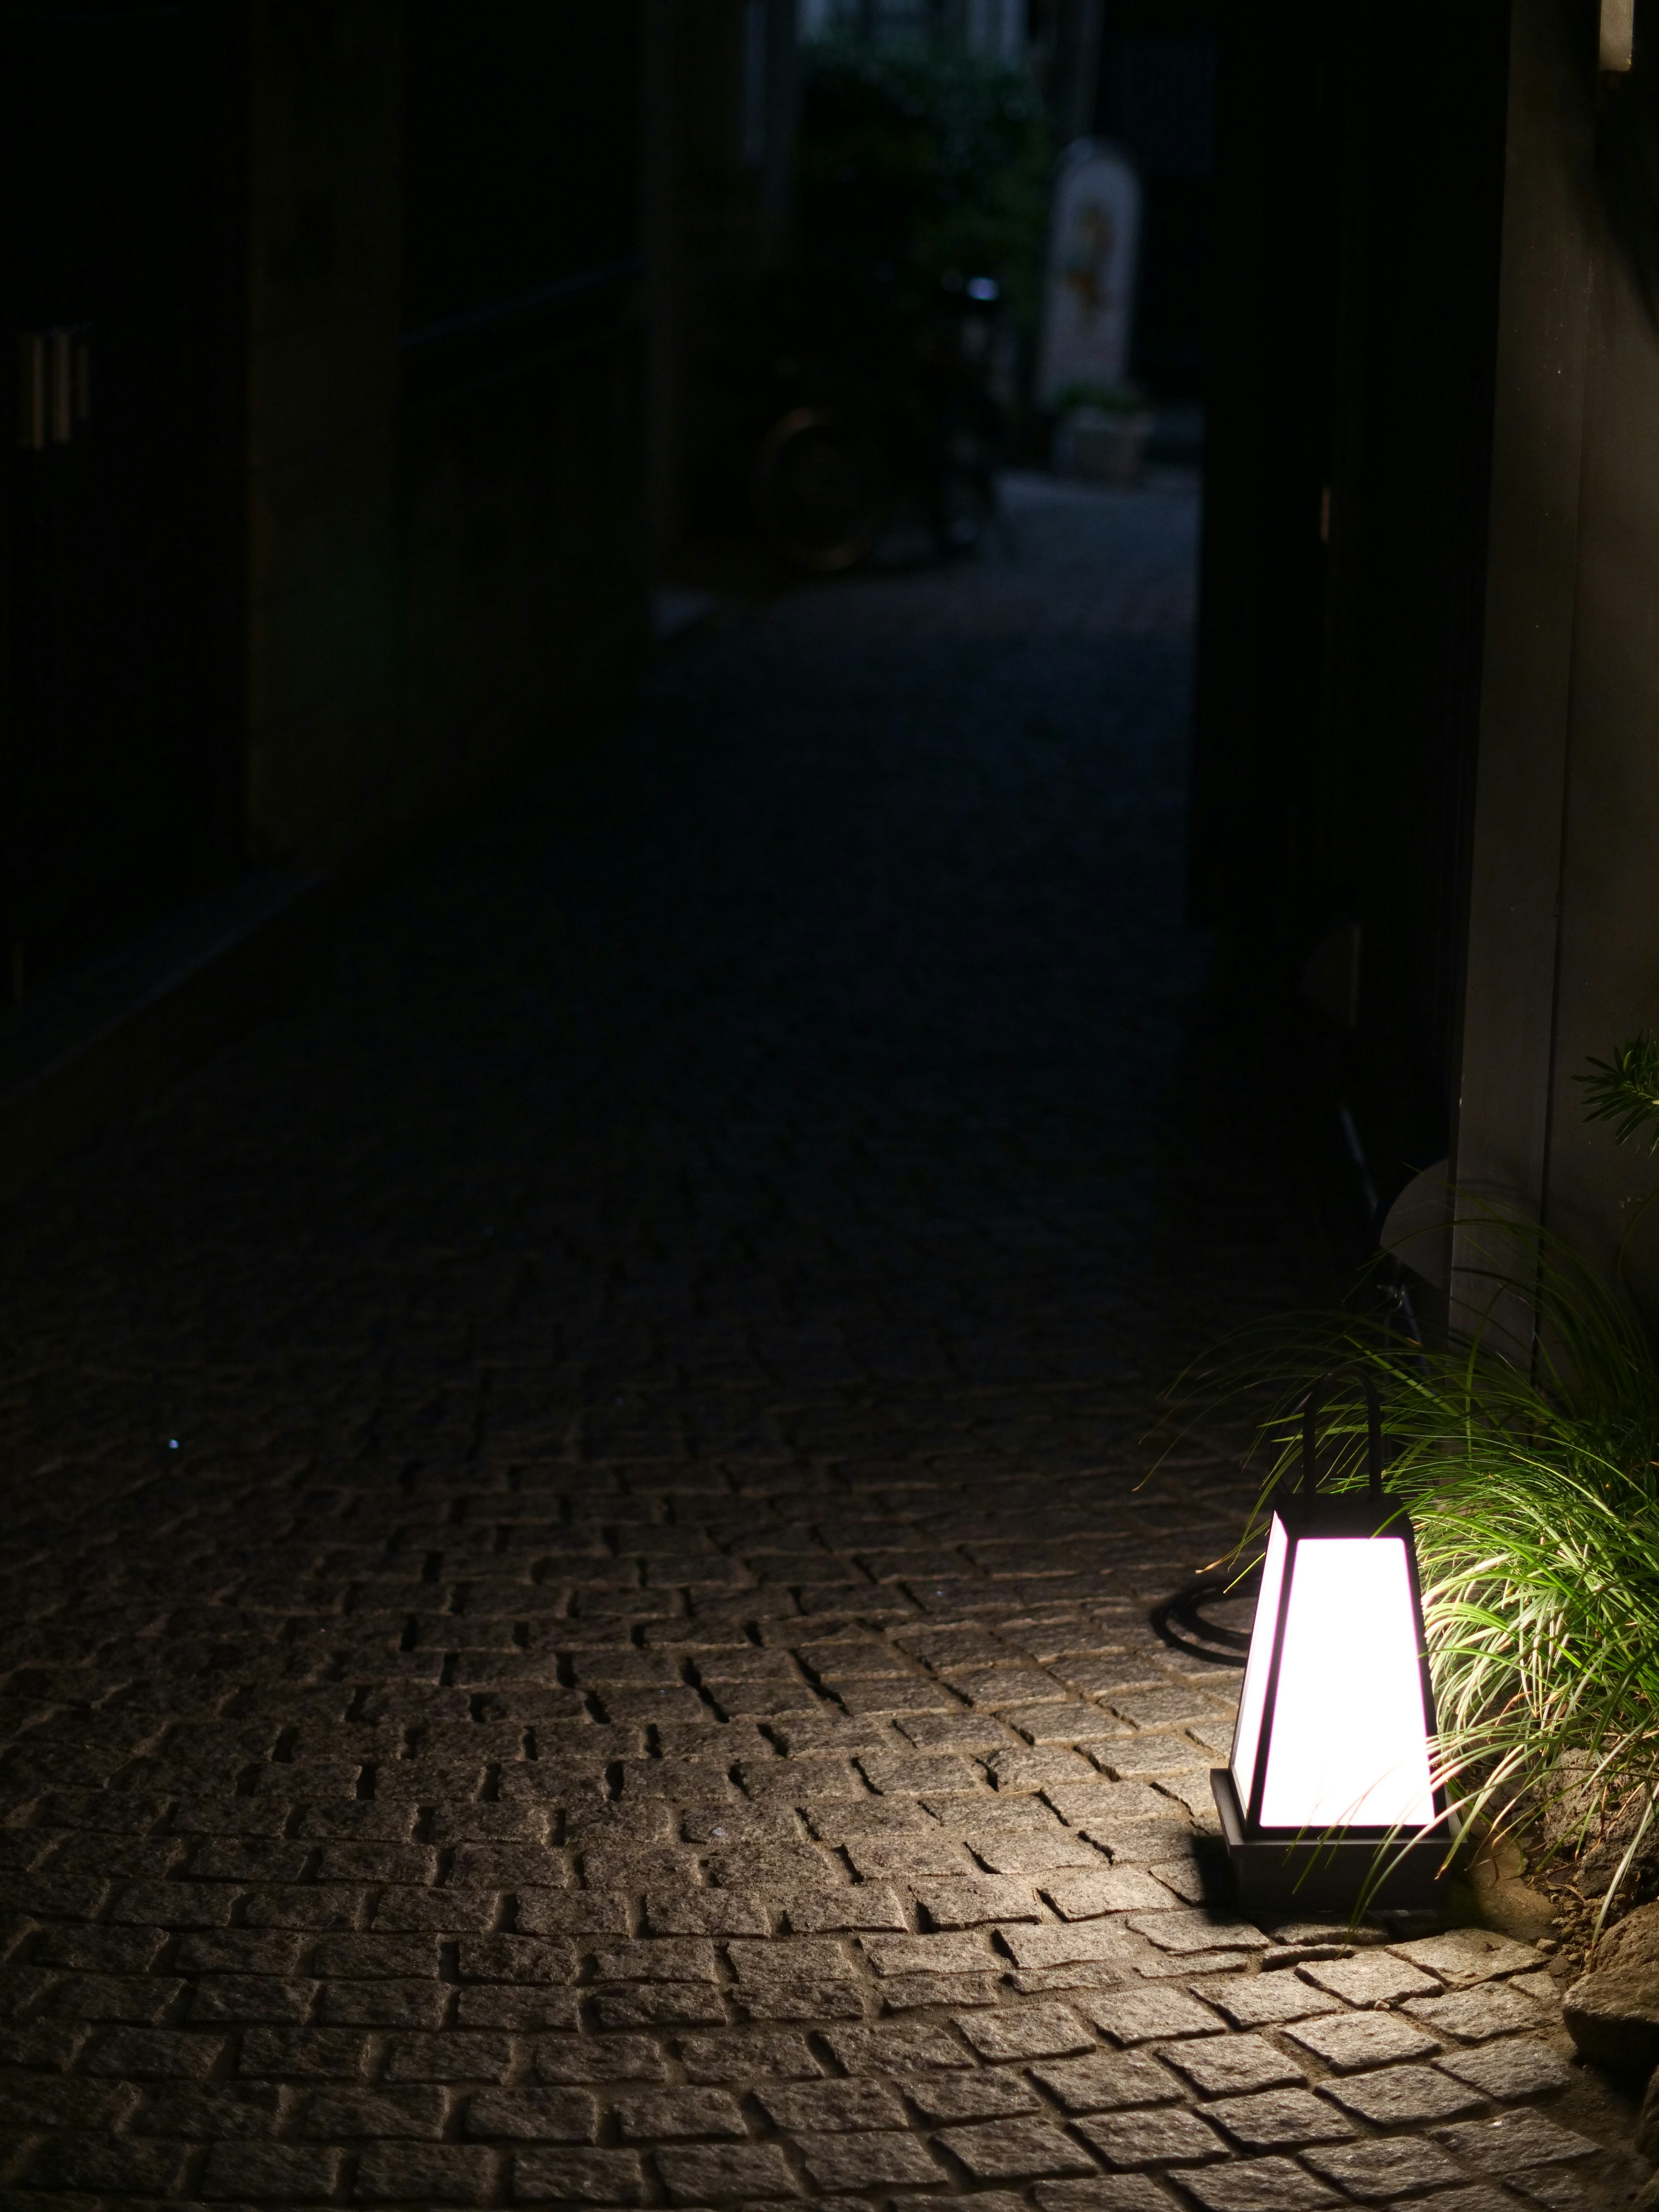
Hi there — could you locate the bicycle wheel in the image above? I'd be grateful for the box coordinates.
[931,462,995,557]
[753,408,889,573]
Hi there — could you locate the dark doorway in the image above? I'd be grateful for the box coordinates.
[0,1,245,997]
[1190,0,1511,1208]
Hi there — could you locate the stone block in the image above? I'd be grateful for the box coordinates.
[935,2117,1099,2180]
[906,2070,1042,2120]
[593,1936,719,1981]
[1392,1929,1544,1985]
[782,1884,907,1932]
[1081,1986,1224,2044]
[533,2034,668,2082]
[1203,1976,1341,2030]
[318,1978,448,2028]
[32,2136,197,2196]
[1432,2113,1602,2172]
[517,1890,631,1936]
[1029,2051,1184,2113]
[1160,2032,1305,2094]
[1074,2106,1230,2167]
[824,2022,973,2072]
[999,1920,1145,1972]
[653,2141,801,2201]
[756,2077,908,2131]
[956,2000,1094,2060]
[1042,1866,1179,1919]
[1404,1983,1545,2041]
[200,2140,347,2199]
[238,2024,371,2078]
[1205,2087,1354,2150]
[385,2031,515,2082]
[1180,2155,1342,2212]
[1562,1965,1659,2073]
[300,2084,449,2136]
[1301,1951,1442,2005]
[679,2029,820,2081]
[1282,2009,1439,2071]
[613,2086,747,2139]
[1035,2181,1181,2212]
[645,1889,773,1936]
[1320,2063,1484,2127]
[862,1930,993,1977]
[513,2146,646,2203]
[592,1982,728,2027]
[1129,1909,1268,1955]
[1303,2136,1468,2201]
[916,1875,1044,1927]
[1437,2039,1575,2099]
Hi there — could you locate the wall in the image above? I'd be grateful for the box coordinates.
[244,0,403,868]
[1529,124,1659,1292]
[643,0,798,559]
[245,0,651,876]
[1449,0,1659,1316]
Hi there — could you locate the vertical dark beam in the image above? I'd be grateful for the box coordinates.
[1187,0,1332,947]
[196,0,252,880]
[1448,0,1595,1309]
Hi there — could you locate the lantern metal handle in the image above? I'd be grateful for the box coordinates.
[1300,1364,1384,1498]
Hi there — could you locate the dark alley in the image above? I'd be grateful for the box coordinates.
[0,475,1632,2206]
[7,0,1659,2201]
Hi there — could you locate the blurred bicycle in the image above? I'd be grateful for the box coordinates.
[752,273,1006,575]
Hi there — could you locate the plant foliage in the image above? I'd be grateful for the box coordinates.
[1578,1028,1659,1152]
[796,38,1052,343]
[1180,1214,1659,1908]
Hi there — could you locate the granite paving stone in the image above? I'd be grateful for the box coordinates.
[956,2001,1097,2061]
[1179,2156,1343,2212]
[1321,2064,1488,2128]
[0,474,1618,2208]
[1432,2113,1602,2171]
[1034,2181,1178,2212]
[1301,1952,1443,2006]
[1205,2087,1356,2149]
[1282,2008,1441,2071]
[1074,2105,1231,2167]
[1081,1986,1227,2043]
[935,2117,1102,2180]
[1029,2050,1185,2112]
[1303,2136,1470,2202]
[1404,1984,1549,2042]
[1157,2032,1306,2095]
[1435,2040,1576,2099]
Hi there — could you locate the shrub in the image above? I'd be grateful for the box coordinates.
[796,38,1052,346]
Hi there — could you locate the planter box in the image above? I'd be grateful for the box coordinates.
[1054,406,1157,485]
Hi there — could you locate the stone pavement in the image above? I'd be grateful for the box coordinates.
[0,474,1642,2208]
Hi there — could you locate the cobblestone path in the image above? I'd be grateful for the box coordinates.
[0,477,1641,2208]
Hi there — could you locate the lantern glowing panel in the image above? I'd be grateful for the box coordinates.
[1211,1367,1451,1909]
[1230,1516,1436,1831]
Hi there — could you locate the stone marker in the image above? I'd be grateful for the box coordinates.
[1563,1963,1659,2074]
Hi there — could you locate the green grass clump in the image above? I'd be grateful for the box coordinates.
[1183,1216,1659,1909]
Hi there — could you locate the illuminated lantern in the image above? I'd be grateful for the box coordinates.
[1211,1367,1453,1910]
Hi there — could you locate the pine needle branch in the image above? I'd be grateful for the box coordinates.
[1578,1030,1659,1150]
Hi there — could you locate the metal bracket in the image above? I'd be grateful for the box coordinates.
[17,327,91,451]
[1601,0,1634,72]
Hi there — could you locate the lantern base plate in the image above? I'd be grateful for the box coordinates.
[1211,1769,1453,1913]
